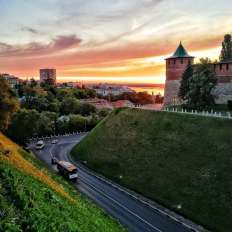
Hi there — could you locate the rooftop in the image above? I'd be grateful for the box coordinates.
[167,42,194,59]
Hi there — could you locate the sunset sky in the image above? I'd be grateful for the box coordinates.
[0,0,231,84]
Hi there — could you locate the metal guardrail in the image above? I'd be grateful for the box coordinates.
[28,131,86,142]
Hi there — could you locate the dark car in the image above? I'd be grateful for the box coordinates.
[51,156,59,165]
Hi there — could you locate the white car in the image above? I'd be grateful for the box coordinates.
[51,139,58,144]
[35,140,45,150]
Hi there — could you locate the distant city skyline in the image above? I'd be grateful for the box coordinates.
[0,0,231,84]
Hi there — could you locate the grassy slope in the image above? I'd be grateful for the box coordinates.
[71,108,232,232]
[0,133,126,232]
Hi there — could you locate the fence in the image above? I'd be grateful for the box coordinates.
[162,107,232,120]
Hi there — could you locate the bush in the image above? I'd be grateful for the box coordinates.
[227,100,232,111]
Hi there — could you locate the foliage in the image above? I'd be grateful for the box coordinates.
[98,108,111,117]
[7,108,100,144]
[80,102,96,116]
[60,97,81,115]
[0,133,126,232]
[220,34,232,61]
[178,65,193,100]
[21,96,61,113]
[102,91,154,105]
[60,97,96,116]
[7,109,55,144]
[154,93,164,104]
[0,76,19,131]
[179,58,217,110]
[3,81,105,143]
[56,88,96,101]
[68,114,88,131]
[227,100,232,111]
[72,108,232,232]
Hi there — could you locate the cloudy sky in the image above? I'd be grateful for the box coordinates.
[0,0,231,84]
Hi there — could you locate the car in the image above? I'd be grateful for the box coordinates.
[35,140,45,150]
[51,139,58,144]
[51,156,59,165]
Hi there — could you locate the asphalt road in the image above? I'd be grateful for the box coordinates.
[29,134,198,232]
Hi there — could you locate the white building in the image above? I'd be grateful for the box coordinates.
[91,84,135,96]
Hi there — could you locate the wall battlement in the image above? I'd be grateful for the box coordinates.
[163,42,232,106]
[214,62,232,83]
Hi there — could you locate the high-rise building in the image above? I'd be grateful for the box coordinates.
[40,69,56,85]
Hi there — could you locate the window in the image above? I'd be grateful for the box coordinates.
[220,64,223,71]
[226,63,229,71]
[181,58,183,64]
[174,60,176,65]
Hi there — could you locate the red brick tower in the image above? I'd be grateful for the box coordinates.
[164,42,194,106]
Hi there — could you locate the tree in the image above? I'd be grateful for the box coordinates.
[178,65,193,100]
[47,100,60,113]
[68,114,87,132]
[179,58,217,110]
[0,76,19,131]
[220,34,232,61]
[29,78,38,88]
[7,109,40,144]
[37,112,55,136]
[154,93,164,104]
[7,109,56,144]
[80,103,96,116]
[60,97,81,115]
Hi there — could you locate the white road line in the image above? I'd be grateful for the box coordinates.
[80,176,163,232]
[73,162,199,232]
[34,134,202,232]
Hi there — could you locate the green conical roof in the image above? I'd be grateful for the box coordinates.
[171,42,192,58]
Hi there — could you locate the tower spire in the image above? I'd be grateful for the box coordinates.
[171,42,192,58]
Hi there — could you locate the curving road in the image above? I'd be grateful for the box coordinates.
[29,134,202,232]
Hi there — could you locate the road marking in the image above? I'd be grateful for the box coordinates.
[72,160,200,232]
[80,176,163,232]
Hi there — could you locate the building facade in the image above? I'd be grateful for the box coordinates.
[39,69,56,84]
[164,43,232,106]
[1,73,20,89]
[91,84,135,96]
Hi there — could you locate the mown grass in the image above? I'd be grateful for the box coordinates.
[0,133,127,232]
[71,108,232,232]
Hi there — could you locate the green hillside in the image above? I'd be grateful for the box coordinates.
[0,133,126,232]
[71,108,232,232]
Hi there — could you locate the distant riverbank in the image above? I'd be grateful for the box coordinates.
[130,86,164,95]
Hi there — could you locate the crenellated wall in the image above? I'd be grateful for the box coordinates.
[213,62,232,104]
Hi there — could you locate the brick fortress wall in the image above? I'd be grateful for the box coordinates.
[214,62,232,104]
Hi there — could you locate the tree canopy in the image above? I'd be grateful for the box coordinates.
[179,58,217,110]
[0,76,19,131]
[220,34,232,61]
